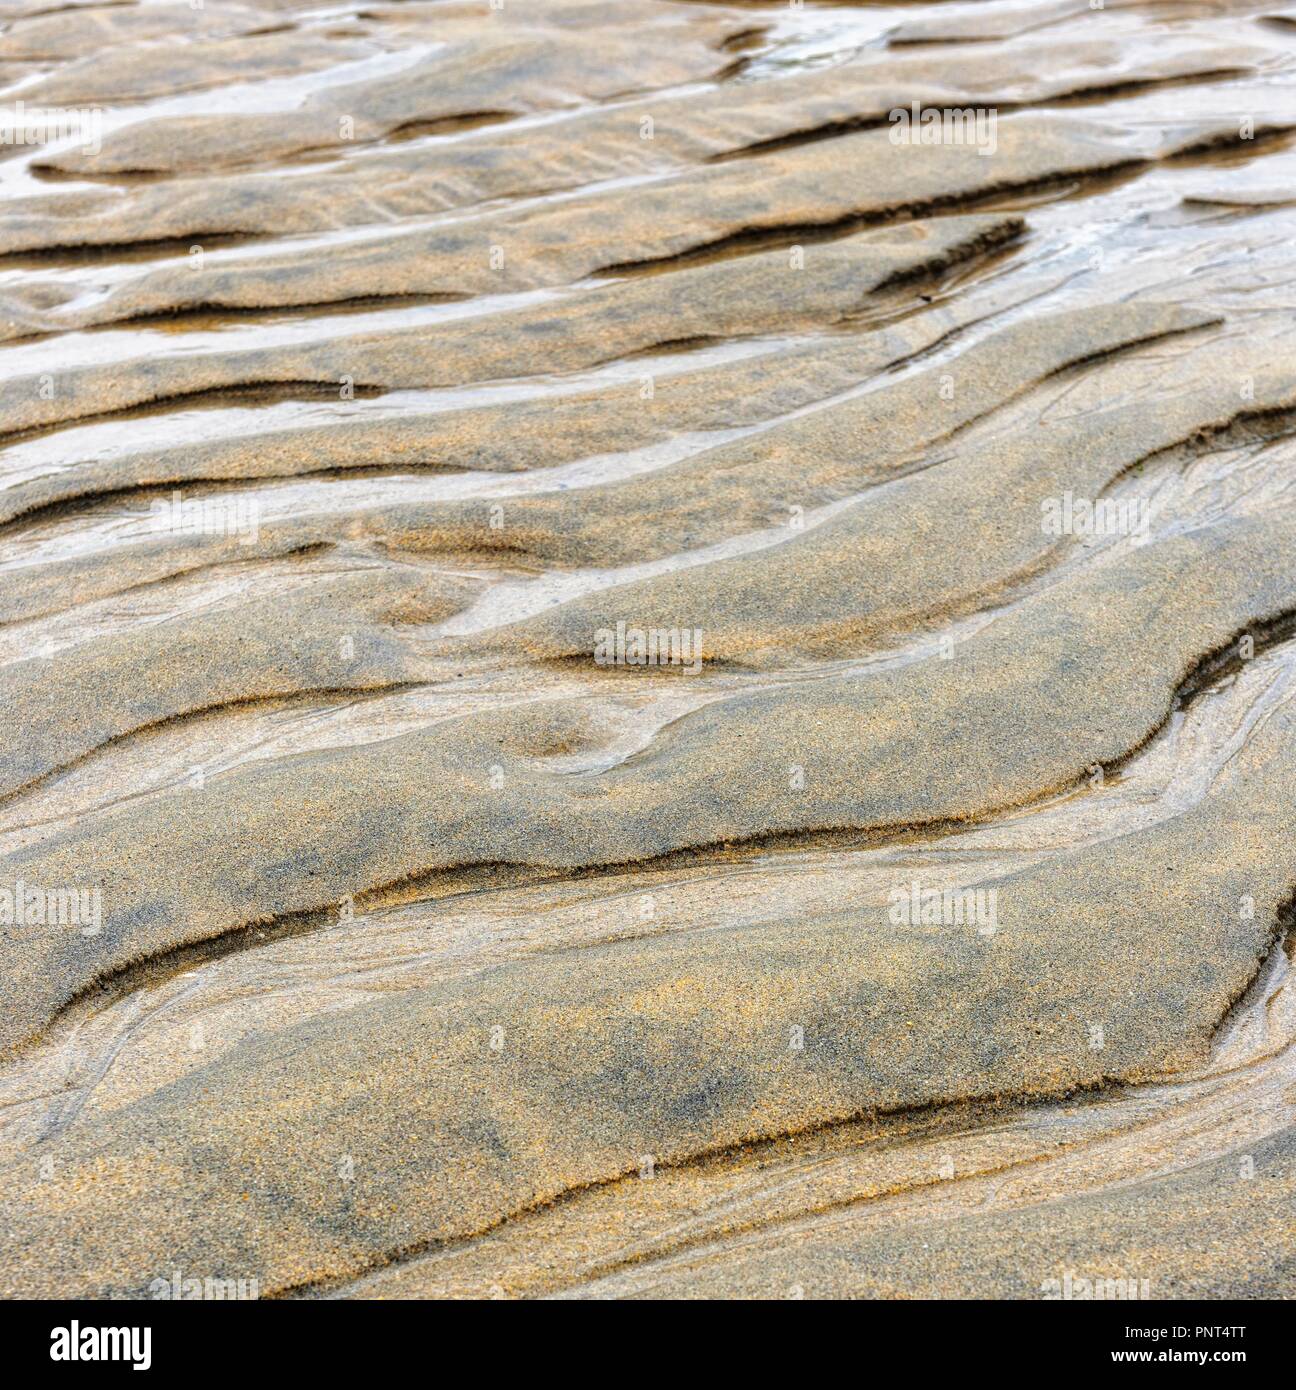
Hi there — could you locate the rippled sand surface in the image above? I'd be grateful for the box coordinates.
[0,0,1294,1301]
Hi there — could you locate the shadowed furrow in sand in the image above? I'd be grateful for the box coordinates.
[0,2,287,62]
[0,301,1204,623]
[0,276,1041,527]
[27,0,754,176]
[1,684,1294,1297]
[505,363,1296,664]
[5,341,1287,802]
[1,108,1279,339]
[0,215,1022,431]
[607,1121,1296,1299]
[0,567,470,802]
[0,30,1271,254]
[21,30,383,107]
[2,507,1296,1056]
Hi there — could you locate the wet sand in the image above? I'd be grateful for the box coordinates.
[0,0,1294,1300]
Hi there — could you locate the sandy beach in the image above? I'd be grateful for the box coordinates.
[0,0,1293,1304]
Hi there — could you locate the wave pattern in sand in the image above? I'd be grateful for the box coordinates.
[0,0,1294,1301]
